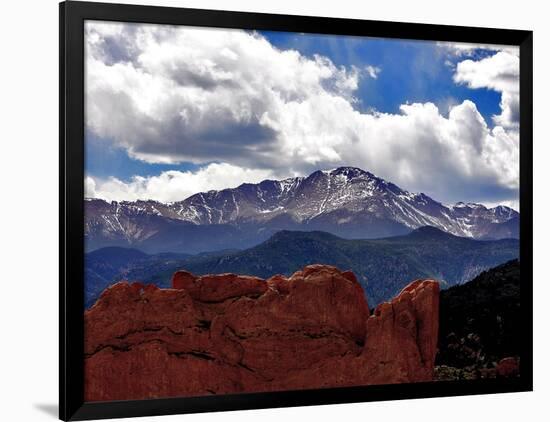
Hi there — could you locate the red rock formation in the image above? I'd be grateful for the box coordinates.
[84,265,439,401]
[496,357,520,378]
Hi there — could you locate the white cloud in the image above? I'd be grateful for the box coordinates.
[85,21,519,205]
[365,65,381,79]
[438,41,520,130]
[481,198,519,212]
[453,51,519,129]
[84,176,99,199]
[85,22,361,167]
[85,163,274,203]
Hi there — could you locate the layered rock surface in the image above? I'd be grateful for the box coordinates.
[84,265,439,401]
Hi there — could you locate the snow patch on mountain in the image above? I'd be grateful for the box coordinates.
[85,167,519,248]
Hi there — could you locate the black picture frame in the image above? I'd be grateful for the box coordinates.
[60,1,533,420]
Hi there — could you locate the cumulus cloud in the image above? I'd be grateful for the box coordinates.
[439,41,519,129]
[85,163,274,203]
[85,22,361,167]
[482,198,520,212]
[453,51,519,129]
[85,21,519,205]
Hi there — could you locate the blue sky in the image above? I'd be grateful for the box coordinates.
[85,132,200,181]
[84,22,519,208]
[261,31,502,120]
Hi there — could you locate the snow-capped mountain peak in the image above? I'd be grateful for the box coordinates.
[85,167,519,252]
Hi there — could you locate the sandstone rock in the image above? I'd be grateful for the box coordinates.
[171,271,266,302]
[496,357,520,377]
[362,279,440,384]
[84,265,439,401]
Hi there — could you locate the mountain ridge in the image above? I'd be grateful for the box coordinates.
[85,166,519,254]
[85,226,519,307]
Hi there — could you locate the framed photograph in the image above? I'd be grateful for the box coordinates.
[60,1,533,420]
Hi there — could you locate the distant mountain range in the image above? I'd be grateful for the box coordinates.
[85,167,519,254]
[85,226,519,307]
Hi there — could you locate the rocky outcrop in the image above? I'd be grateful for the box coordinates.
[435,260,520,381]
[496,357,520,378]
[84,265,439,401]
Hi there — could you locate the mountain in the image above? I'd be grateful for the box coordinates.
[86,227,519,307]
[436,259,520,379]
[84,246,191,308]
[85,167,519,254]
[84,199,259,254]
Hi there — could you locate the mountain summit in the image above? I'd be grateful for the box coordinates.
[85,167,519,253]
